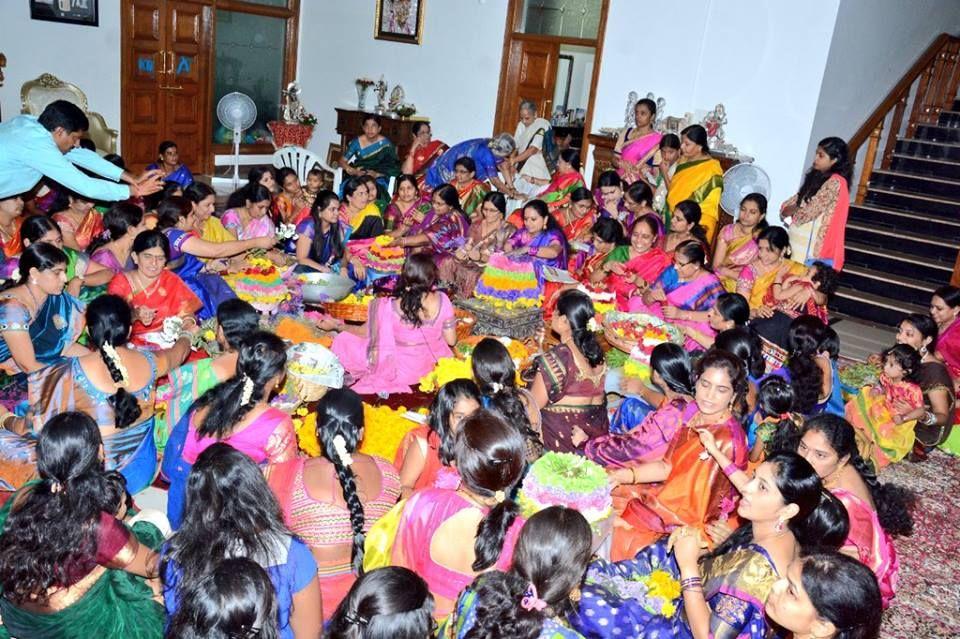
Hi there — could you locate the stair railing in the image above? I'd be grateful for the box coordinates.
[849,33,960,204]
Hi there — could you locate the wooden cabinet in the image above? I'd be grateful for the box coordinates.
[334,109,426,165]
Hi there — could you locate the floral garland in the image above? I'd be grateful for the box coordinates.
[292,403,426,461]
[418,357,474,393]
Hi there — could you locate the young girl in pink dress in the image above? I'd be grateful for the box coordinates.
[331,253,457,395]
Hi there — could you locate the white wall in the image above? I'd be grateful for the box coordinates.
[0,0,121,138]
[590,0,840,205]
[808,0,960,166]
[296,0,509,158]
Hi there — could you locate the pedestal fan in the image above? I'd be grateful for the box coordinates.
[216,92,257,189]
[720,163,771,221]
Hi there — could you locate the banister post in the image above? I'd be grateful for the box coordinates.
[856,123,883,204]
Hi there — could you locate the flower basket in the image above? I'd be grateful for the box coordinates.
[602,311,683,354]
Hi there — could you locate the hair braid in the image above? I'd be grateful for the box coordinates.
[329,442,367,575]
[848,452,914,536]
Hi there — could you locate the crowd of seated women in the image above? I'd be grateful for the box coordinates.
[0,93,956,639]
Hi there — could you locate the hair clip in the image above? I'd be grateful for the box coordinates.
[520,583,548,612]
[493,490,506,503]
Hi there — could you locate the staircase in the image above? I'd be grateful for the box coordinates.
[832,34,960,327]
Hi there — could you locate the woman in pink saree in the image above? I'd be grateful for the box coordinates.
[614,98,663,183]
[391,410,527,619]
[597,214,670,310]
[930,286,960,390]
[798,415,913,608]
[331,254,456,395]
[628,240,725,351]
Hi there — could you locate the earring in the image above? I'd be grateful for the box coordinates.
[569,587,582,603]
[774,519,785,533]
[919,345,928,357]
[30,279,37,285]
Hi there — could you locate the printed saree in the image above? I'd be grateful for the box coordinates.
[667,158,724,243]
[452,178,490,220]
[736,259,806,310]
[833,487,899,608]
[343,137,401,196]
[107,269,202,348]
[628,267,725,351]
[587,399,688,467]
[532,344,608,454]
[410,139,449,191]
[718,224,760,292]
[847,377,923,469]
[426,138,502,188]
[572,539,777,639]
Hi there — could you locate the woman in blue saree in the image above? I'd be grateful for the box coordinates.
[425,134,518,194]
[293,189,354,276]
[0,243,85,379]
[146,140,194,188]
[340,114,401,200]
[571,452,849,639]
[504,199,568,287]
[154,196,274,320]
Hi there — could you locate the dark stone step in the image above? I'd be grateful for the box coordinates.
[895,138,960,162]
[844,241,952,285]
[840,266,937,307]
[938,111,960,128]
[890,154,960,181]
[849,204,960,237]
[830,287,927,327]
[845,223,958,262]
[869,170,960,201]
[914,124,960,143]
[864,188,960,219]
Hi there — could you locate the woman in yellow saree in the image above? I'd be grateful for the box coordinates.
[736,226,806,318]
[667,125,724,244]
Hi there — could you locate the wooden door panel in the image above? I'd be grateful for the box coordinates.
[495,37,558,134]
[130,90,161,125]
[165,1,211,171]
[131,3,162,40]
[122,0,164,169]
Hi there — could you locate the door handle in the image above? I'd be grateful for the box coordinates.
[167,49,176,76]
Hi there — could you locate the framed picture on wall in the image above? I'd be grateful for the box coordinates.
[374,0,425,45]
[30,0,99,27]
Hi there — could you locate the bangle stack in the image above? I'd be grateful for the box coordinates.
[681,577,703,593]
[721,462,739,478]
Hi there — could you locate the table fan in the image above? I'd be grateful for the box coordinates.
[216,92,257,189]
[721,163,771,220]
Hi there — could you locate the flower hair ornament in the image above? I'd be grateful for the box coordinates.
[101,342,131,388]
[520,583,548,612]
[586,317,602,333]
[332,434,354,467]
[239,375,255,406]
[49,480,64,494]
[489,382,503,394]
[493,489,506,503]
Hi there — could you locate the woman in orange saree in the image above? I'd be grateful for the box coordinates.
[401,122,448,192]
[608,349,749,560]
[0,195,24,260]
[106,230,201,349]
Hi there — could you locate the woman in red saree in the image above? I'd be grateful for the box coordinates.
[595,214,670,310]
[607,349,749,560]
[107,230,201,348]
[401,122,448,192]
[449,157,490,221]
[0,195,24,260]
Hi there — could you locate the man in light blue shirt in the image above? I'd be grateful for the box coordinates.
[0,100,163,201]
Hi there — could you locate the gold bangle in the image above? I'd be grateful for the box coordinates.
[631,466,638,484]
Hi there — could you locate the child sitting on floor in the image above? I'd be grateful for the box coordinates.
[847,343,925,469]
[749,376,803,462]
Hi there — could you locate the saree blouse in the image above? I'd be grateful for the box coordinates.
[533,343,608,454]
[0,292,84,372]
[736,259,806,309]
[833,487,898,608]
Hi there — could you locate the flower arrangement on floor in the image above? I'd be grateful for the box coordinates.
[418,357,474,393]
[293,403,426,462]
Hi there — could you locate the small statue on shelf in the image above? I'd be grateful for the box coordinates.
[623,90,639,127]
[375,76,388,115]
[281,81,307,124]
[701,103,727,149]
[388,85,405,112]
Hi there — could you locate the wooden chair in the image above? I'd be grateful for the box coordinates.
[20,73,117,154]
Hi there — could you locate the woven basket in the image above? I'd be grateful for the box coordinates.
[324,300,369,322]
[290,377,330,403]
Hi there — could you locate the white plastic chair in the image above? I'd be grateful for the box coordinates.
[272,146,337,186]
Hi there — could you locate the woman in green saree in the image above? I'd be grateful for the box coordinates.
[340,114,401,202]
[0,412,165,639]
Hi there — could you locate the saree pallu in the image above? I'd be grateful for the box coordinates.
[201,213,236,244]
[533,344,608,454]
[147,162,194,188]
[164,228,235,321]
[617,130,662,181]
[786,175,850,270]
[54,209,104,252]
[736,259,806,310]
[589,399,687,467]
[915,361,956,448]
[613,403,747,560]
[410,139,448,191]
[627,268,725,352]
[343,137,401,197]
[453,179,489,220]
[938,319,960,384]
[506,227,568,286]
[427,138,501,188]
[339,203,385,241]
[571,539,777,639]
[222,209,276,240]
[718,224,759,291]
[847,382,922,469]
[107,269,203,347]
[0,496,166,639]
[667,158,724,243]
[834,488,899,608]
[0,216,22,259]
[541,171,586,213]
[26,352,159,494]
[154,357,221,453]
[604,245,672,310]
[0,292,84,368]
[412,209,469,257]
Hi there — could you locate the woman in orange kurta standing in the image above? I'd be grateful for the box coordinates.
[607,348,749,560]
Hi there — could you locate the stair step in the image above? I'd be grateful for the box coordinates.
[864,187,960,219]
[938,110,960,128]
[914,124,960,143]
[849,203,960,236]
[845,222,958,263]
[890,153,960,181]
[895,138,960,162]
[868,168,960,200]
[844,240,953,284]
[830,314,897,362]
[841,264,939,306]
[830,286,927,327]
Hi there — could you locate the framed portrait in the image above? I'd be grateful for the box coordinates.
[30,0,99,27]
[374,0,425,45]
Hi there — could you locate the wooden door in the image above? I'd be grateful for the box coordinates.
[494,37,559,136]
[121,0,212,173]
[163,2,212,173]
[122,0,165,169]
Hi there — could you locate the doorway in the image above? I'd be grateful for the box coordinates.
[493,0,608,164]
